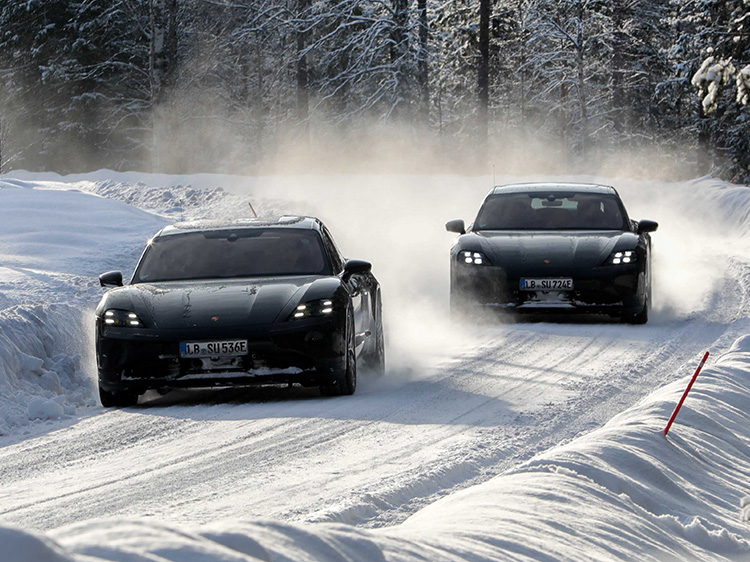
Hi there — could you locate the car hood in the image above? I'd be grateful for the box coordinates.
[466,230,637,274]
[99,276,340,329]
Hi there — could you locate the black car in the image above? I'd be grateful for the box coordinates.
[446,182,658,323]
[96,216,384,406]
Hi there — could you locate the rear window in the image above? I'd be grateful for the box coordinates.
[133,228,331,282]
[474,192,628,231]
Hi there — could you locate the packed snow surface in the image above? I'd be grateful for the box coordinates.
[0,172,748,561]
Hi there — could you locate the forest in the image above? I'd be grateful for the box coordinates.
[0,0,748,180]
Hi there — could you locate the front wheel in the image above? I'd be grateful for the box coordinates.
[320,310,357,396]
[362,292,385,376]
[99,384,139,407]
[622,296,649,325]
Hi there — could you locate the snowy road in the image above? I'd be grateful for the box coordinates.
[0,173,748,561]
[1,302,747,533]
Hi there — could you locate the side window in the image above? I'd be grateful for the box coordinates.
[320,227,344,273]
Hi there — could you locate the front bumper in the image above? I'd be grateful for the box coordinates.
[96,317,346,393]
[452,263,645,315]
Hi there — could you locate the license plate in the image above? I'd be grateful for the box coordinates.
[520,278,573,291]
[179,340,249,358]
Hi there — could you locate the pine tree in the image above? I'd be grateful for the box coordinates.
[0,0,152,172]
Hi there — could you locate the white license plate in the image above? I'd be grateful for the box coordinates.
[520,278,573,291]
[179,340,249,358]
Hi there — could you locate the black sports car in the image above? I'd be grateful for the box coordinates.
[446,183,658,323]
[96,216,384,406]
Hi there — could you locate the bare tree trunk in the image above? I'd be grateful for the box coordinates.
[575,1,587,159]
[296,0,310,136]
[696,102,710,175]
[478,0,491,149]
[0,114,14,173]
[577,45,587,158]
[518,0,527,129]
[417,0,429,124]
[150,0,178,172]
[611,0,626,138]
[150,1,166,105]
[391,0,410,119]
[255,31,265,151]
[560,79,568,143]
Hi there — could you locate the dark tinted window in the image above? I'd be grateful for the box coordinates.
[320,226,344,273]
[133,228,331,282]
[475,192,627,230]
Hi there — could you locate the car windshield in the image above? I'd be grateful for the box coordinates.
[133,228,331,282]
[474,192,628,231]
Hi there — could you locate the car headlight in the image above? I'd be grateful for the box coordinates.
[289,299,335,320]
[102,309,144,327]
[458,250,490,265]
[606,250,637,265]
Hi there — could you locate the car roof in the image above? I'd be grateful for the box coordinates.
[488,182,617,196]
[156,216,321,237]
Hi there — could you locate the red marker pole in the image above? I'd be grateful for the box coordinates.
[664,351,710,436]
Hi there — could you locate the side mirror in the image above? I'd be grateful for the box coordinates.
[446,219,466,234]
[343,259,372,278]
[637,220,659,234]
[99,271,124,287]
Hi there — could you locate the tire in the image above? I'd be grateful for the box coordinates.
[623,297,649,325]
[362,292,385,376]
[99,384,139,407]
[320,309,357,396]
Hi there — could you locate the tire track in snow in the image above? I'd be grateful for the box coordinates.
[6,286,745,532]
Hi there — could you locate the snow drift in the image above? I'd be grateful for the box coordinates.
[0,181,164,433]
[0,304,91,431]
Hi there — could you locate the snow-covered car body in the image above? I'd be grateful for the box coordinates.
[95,216,384,406]
[446,183,658,323]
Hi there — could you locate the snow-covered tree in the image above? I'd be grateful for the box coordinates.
[672,0,750,179]
[607,1,672,144]
[521,0,613,158]
[0,0,152,171]
[0,0,747,177]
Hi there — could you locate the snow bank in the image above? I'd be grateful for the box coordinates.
[396,336,750,561]
[3,171,273,221]
[0,526,73,562]
[0,305,93,433]
[680,176,750,235]
[1,337,747,561]
[0,181,167,434]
